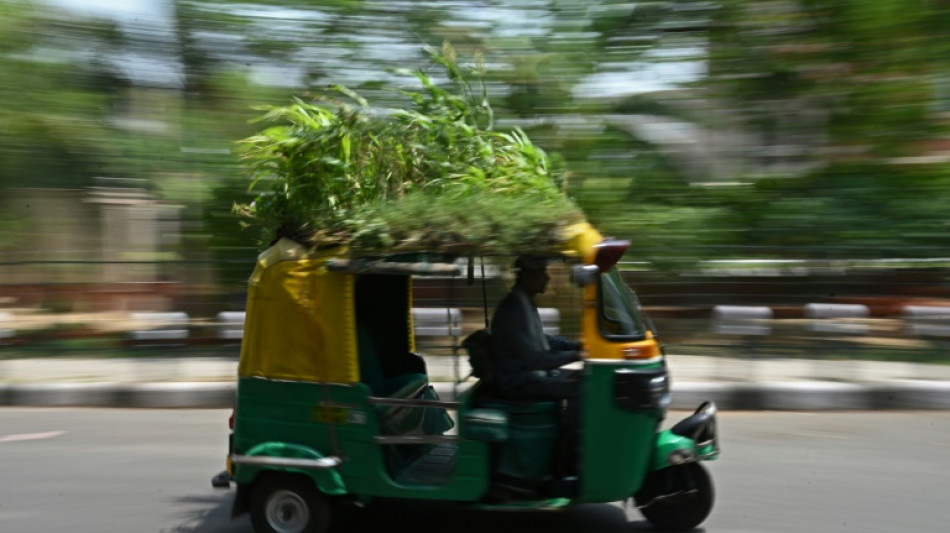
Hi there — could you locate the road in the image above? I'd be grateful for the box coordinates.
[1,409,949,532]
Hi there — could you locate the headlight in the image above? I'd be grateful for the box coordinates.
[668,449,695,465]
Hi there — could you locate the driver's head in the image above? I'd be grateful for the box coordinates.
[514,255,550,296]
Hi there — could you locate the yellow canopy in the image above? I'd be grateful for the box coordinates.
[238,239,359,383]
[237,225,603,383]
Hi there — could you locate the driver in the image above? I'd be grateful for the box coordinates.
[490,255,582,401]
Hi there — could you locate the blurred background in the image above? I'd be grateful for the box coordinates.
[1,0,949,369]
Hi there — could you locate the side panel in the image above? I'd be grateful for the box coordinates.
[233,377,491,501]
[233,378,380,489]
[577,362,665,503]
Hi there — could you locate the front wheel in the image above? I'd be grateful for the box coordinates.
[249,474,330,533]
[637,463,714,532]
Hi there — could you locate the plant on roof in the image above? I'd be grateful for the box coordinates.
[234,42,585,255]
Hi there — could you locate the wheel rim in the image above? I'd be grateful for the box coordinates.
[265,489,310,533]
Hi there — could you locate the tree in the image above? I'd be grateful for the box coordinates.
[705,0,950,258]
[0,0,125,189]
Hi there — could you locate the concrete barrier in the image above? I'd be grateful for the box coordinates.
[412,308,462,337]
[538,308,561,336]
[0,311,13,340]
[216,311,246,341]
[128,312,190,343]
[712,305,773,336]
[903,306,950,338]
[804,303,869,335]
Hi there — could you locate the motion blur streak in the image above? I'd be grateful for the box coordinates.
[0,0,948,369]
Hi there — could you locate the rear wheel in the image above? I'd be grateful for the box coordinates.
[250,474,330,533]
[637,462,714,532]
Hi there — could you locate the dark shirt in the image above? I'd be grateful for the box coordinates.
[490,288,581,393]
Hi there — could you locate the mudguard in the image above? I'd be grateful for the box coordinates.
[231,441,347,496]
[650,402,719,470]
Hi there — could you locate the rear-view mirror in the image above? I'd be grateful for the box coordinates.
[571,264,600,287]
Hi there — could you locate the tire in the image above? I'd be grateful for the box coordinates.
[638,463,714,532]
[249,474,331,533]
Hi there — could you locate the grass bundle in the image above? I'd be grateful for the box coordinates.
[234,43,585,256]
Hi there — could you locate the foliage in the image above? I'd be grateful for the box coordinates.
[704,0,950,258]
[711,163,950,258]
[0,0,120,189]
[5,0,950,274]
[234,44,585,255]
[709,0,950,160]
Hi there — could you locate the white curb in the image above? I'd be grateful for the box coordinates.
[124,382,236,408]
[1,380,949,410]
[8,383,122,407]
[869,380,950,409]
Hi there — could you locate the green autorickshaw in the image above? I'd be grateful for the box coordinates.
[212,222,719,533]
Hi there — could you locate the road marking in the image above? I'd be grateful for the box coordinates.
[0,430,66,443]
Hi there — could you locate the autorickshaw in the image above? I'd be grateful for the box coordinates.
[212,222,719,533]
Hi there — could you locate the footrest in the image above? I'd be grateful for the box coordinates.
[394,444,459,485]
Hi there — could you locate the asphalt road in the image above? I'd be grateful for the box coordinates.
[1,409,949,533]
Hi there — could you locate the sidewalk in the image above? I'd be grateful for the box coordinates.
[1,354,949,409]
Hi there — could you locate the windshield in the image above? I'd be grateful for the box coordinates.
[598,268,645,340]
